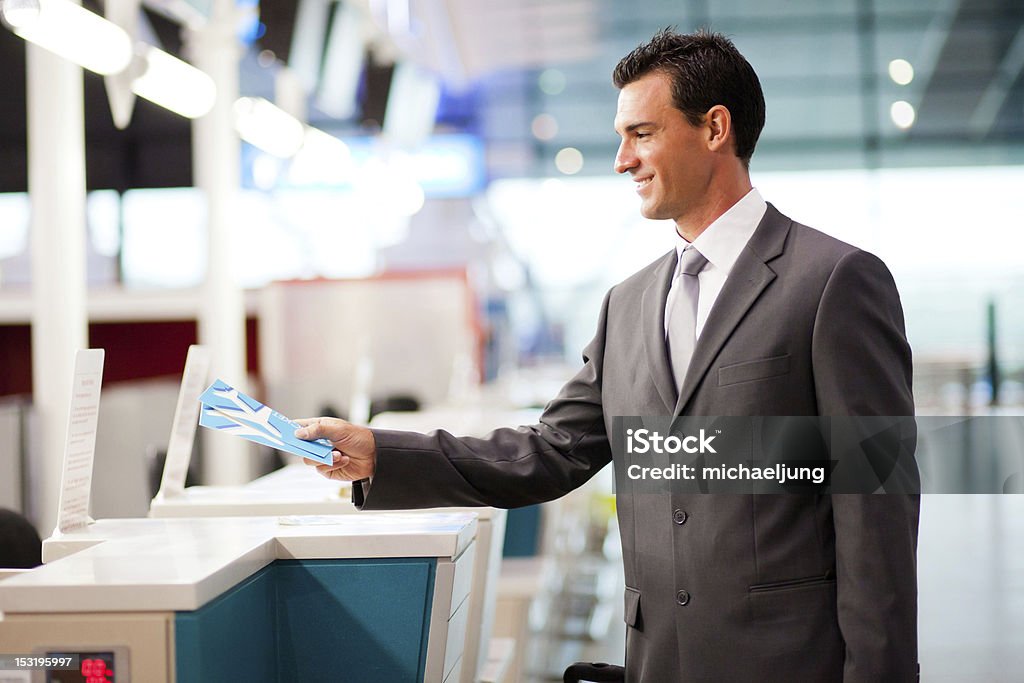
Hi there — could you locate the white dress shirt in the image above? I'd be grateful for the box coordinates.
[664,188,768,339]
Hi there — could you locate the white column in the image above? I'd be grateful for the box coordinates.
[27,42,89,535]
[188,0,252,484]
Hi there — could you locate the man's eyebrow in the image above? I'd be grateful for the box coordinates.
[618,121,656,134]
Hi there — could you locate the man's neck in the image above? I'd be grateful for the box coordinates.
[675,173,753,242]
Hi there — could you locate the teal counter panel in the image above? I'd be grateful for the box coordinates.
[175,558,437,683]
[503,505,541,557]
[275,559,436,682]
[175,567,278,683]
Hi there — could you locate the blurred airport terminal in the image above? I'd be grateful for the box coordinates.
[0,2,1022,681]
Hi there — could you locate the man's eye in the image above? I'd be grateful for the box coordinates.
[636,133,650,139]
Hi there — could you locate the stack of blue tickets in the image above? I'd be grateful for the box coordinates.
[198,379,335,464]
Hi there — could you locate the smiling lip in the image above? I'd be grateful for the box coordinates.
[635,176,653,194]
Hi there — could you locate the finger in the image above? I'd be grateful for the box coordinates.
[303,451,340,467]
[326,468,347,482]
[294,418,328,440]
[296,418,355,444]
[307,450,335,468]
[315,464,351,480]
[314,452,346,473]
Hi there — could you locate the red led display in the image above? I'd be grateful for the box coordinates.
[45,652,115,683]
[80,657,113,682]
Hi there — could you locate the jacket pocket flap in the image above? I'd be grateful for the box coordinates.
[719,354,791,386]
[624,586,641,627]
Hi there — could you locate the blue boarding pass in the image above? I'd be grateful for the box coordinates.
[198,379,335,464]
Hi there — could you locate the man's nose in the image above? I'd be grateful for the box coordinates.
[614,142,637,175]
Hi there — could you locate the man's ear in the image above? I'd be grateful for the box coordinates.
[705,105,732,153]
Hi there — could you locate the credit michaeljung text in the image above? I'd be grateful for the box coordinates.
[611,415,927,494]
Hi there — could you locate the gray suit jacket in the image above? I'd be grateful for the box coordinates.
[358,205,919,682]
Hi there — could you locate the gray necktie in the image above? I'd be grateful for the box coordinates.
[667,247,709,392]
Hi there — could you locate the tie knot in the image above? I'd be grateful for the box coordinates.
[679,248,708,276]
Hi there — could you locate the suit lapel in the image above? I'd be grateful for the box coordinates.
[674,204,792,415]
[641,250,679,413]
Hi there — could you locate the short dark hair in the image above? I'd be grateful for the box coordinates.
[613,28,766,166]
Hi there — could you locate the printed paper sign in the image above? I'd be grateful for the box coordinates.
[55,349,105,534]
[198,379,335,464]
[156,345,212,498]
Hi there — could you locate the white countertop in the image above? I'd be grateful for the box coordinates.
[2,513,476,615]
[242,462,354,493]
[149,483,355,518]
[149,463,500,521]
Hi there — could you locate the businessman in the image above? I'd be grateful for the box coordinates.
[297,29,919,682]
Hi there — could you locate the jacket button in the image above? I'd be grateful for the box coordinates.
[676,590,690,606]
[673,509,688,525]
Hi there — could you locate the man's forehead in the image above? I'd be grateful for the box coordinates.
[622,71,672,99]
[614,73,673,129]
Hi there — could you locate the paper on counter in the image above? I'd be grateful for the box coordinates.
[157,344,212,498]
[198,379,335,464]
[55,349,105,534]
[277,515,350,526]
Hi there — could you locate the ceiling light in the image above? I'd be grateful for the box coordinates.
[539,68,566,95]
[0,0,37,26]
[890,101,916,129]
[383,62,441,149]
[289,128,355,186]
[531,113,559,141]
[888,59,914,86]
[555,147,584,175]
[234,97,305,158]
[131,45,216,119]
[316,0,365,119]
[1,0,132,75]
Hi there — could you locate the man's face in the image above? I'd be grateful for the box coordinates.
[613,71,714,225]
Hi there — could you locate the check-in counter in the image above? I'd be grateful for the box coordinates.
[0,513,476,683]
[148,464,506,683]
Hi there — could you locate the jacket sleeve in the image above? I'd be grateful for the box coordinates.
[812,249,920,682]
[355,291,615,511]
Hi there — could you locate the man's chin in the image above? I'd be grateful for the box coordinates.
[639,203,668,221]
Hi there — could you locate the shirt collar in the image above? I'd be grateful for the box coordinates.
[674,188,768,273]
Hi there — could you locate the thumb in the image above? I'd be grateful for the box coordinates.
[294,417,351,443]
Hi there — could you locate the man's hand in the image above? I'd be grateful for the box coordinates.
[294,417,377,482]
